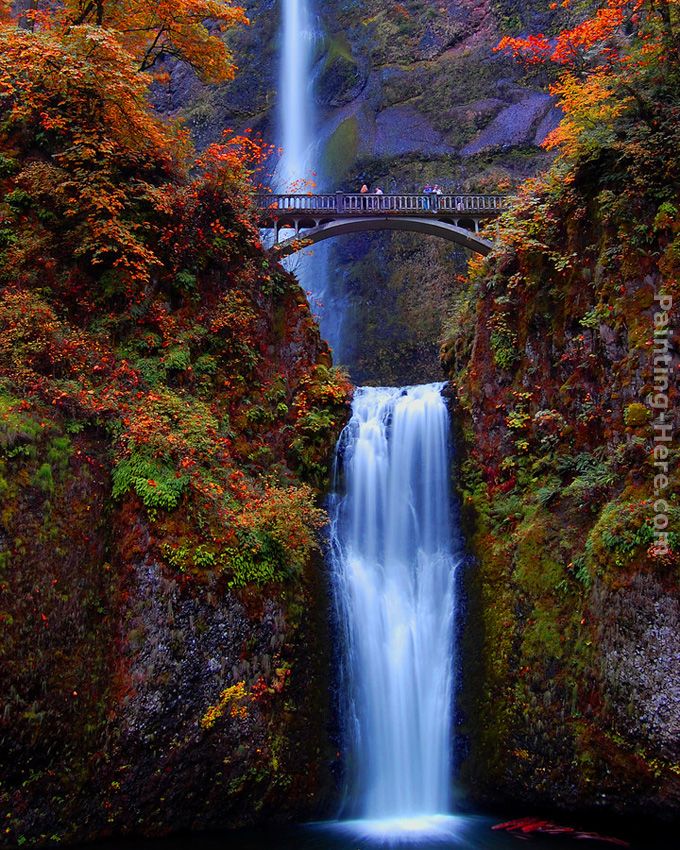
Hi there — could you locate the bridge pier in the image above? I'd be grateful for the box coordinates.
[273,218,330,244]
[446,217,481,232]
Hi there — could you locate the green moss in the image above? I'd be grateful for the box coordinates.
[623,402,651,427]
[522,601,565,661]
[514,517,566,596]
[414,55,503,139]
[317,33,361,106]
[32,462,54,493]
[463,515,518,783]
[323,116,360,184]
[0,392,43,451]
[47,436,72,474]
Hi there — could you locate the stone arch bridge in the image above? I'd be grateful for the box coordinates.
[254,192,510,257]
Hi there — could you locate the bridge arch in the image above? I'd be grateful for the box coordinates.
[269,216,494,258]
[255,192,508,259]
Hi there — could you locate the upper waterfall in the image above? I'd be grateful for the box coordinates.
[276,0,344,357]
[278,0,316,191]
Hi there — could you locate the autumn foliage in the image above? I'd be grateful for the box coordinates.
[496,1,636,69]
[15,0,249,81]
[0,1,252,292]
[496,1,680,161]
[0,1,350,592]
[0,6,351,833]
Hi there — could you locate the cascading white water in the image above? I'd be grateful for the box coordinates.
[276,0,344,355]
[330,384,460,830]
[278,0,316,190]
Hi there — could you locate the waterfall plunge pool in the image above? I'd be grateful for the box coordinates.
[78,814,677,850]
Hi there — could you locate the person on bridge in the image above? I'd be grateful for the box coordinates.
[359,183,370,210]
[374,187,384,195]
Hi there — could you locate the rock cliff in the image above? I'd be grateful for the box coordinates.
[443,51,680,815]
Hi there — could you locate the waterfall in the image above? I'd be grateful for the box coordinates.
[276,0,344,356]
[329,384,460,833]
[277,9,459,831]
[278,0,316,190]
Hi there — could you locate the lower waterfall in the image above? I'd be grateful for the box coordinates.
[329,383,460,833]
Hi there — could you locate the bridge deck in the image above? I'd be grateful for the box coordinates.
[255,192,509,218]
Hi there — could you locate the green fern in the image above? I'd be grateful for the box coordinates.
[112,453,189,512]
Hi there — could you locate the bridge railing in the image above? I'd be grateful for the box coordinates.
[437,195,508,212]
[255,193,339,212]
[255,193,510,216]
[342,194,435,213]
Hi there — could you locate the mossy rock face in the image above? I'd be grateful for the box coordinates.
[513,516,566,597]
[323,116,360,184]
[0,144,351,843]
[447,53,680,814]
[316,35,366,107]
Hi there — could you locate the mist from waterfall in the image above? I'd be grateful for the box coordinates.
[329,384,460,835]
